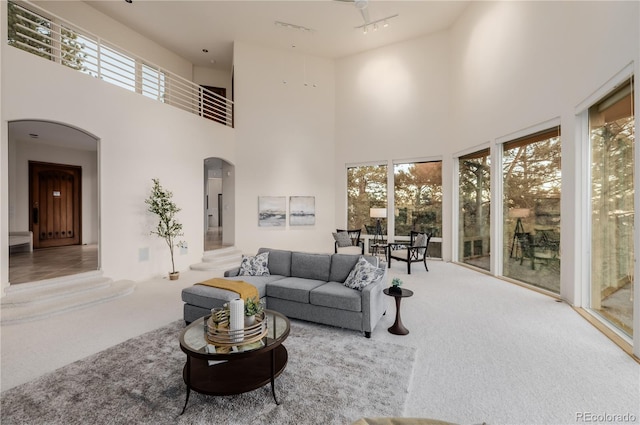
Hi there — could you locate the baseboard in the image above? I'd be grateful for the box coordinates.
[573,307,639,364]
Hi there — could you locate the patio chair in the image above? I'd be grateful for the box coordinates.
[387,231,432,274]
[333,229,365,255]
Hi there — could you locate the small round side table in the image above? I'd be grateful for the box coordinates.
[383,287,414,335]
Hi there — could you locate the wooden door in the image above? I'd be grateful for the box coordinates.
[29,161,81,249]
[200,85,227,125]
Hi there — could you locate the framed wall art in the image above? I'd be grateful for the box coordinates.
[289,196,315,226]
[258,196,286,227]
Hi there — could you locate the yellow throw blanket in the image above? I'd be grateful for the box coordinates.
[196,278,259,301]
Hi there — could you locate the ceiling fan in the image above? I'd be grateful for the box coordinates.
[334,0,399,33]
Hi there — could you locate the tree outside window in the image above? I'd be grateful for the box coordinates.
[393,161,442,237]
[459,150,491,270]
[502,129,561,293]
[590,78,634,337]
[347,164,387,235]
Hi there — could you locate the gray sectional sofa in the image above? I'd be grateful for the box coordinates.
[181,247,387,337]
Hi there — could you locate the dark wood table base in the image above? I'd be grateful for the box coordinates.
[388,295,409,335]
[383,287,414,336]
[181,345,288,414]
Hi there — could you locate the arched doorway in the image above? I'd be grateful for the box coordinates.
[203,157,234,251]
[7,120,99,284]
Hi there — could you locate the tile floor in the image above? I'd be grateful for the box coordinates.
[8,244,99,284]
[8,227,229,285]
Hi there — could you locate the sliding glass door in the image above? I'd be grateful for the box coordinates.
[502,129,561,293]
[458,150,491,271]
[589,78,635,337]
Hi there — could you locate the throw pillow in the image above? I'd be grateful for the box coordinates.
[332,231,353,248]
[238,252,270,276]
[414,233,427,255]
[343,256,385,291]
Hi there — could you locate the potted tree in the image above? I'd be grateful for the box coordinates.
[145,178,184,280]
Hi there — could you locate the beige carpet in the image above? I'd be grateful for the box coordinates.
[2,263,639,424]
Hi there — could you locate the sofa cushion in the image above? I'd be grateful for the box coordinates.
[310,282,362,312]
[266,277,326,303]
[238,252,270,276]
[330,254,377,283]
[291,252,331,281]
[258,248,292,277]
[343,256,385,291]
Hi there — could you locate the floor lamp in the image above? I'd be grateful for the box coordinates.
[370,208,387,245]
[509,208,529,259]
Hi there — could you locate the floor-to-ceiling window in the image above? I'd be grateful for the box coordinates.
[393,160,442,257]
[459,149,490,270]
[590,78,635,337]
[502,128,561,293]
[346,164,388,241]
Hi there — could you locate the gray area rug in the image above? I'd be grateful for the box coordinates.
[1,319,416,425]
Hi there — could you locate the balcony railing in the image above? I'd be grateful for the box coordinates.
[7,1,233,127]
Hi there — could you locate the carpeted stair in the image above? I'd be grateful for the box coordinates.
[189,246,243,273]
[1,271,135,324]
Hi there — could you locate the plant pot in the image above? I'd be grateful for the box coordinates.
[244,315,256,326]
[389,285,402,294]
[169,272,180,280]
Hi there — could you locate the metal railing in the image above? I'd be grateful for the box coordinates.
[7,1,233,127]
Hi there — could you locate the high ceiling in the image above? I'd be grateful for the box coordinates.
[87,1,470,71]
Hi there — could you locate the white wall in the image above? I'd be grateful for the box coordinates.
[334,1,639,301]
[1,46,236,292]
[9,138,99,244]
[334,31,453,257]
[233,42,335,254]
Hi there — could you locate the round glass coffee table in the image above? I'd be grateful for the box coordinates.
[179,309,290,414]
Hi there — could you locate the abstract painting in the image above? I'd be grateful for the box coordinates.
[289,196,315,226]
[258,196,286,227]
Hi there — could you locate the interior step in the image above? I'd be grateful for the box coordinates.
[190,246,243,272]
[1,272,135,325]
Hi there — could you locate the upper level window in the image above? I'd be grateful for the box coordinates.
[502,128,561,293]
[142,64,166,102]
[7,2,53,60]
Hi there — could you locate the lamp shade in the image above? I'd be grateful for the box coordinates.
[370,208,387,218]
[509,208,530,218]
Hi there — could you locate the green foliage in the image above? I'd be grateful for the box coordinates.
[391,278,403,287]
[7,2,52,61]
[7,1,86,71]
[347,164,388,232]
[145,179,183,274]
[244,297,263,316]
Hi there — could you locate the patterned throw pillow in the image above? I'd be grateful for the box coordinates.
[332,231,353,248]
[238,252,270,276]
[343,256,385,291]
